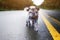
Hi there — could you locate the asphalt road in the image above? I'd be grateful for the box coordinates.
[40,9,60,33]
[41,9,60,21]
[0,9,59,40]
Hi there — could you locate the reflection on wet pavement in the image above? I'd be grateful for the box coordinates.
[0,11,53,40]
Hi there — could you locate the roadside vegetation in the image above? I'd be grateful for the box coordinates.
[0,0,33,10]
[40,0,60,10]
[0,0,60,10]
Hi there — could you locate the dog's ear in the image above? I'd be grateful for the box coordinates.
[26,7,30,11]
[27,9,29,11]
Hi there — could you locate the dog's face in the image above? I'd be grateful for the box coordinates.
[27,6,39,12]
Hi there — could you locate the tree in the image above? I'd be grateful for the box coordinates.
[0,0,33,10]
[40,0,60,9]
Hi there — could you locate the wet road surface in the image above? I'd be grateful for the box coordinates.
[41,9,60,33]
[0,9,60,40]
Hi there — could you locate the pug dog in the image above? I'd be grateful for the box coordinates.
[26,6,39,32]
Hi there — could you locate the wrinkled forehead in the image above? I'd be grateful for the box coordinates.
[29,6,36,9]
[29,6,37,11]
[29,9,38,12]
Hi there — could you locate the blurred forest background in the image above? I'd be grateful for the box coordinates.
[0,0,33,10]
[0,0,60,10]
[41,0,60,10]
